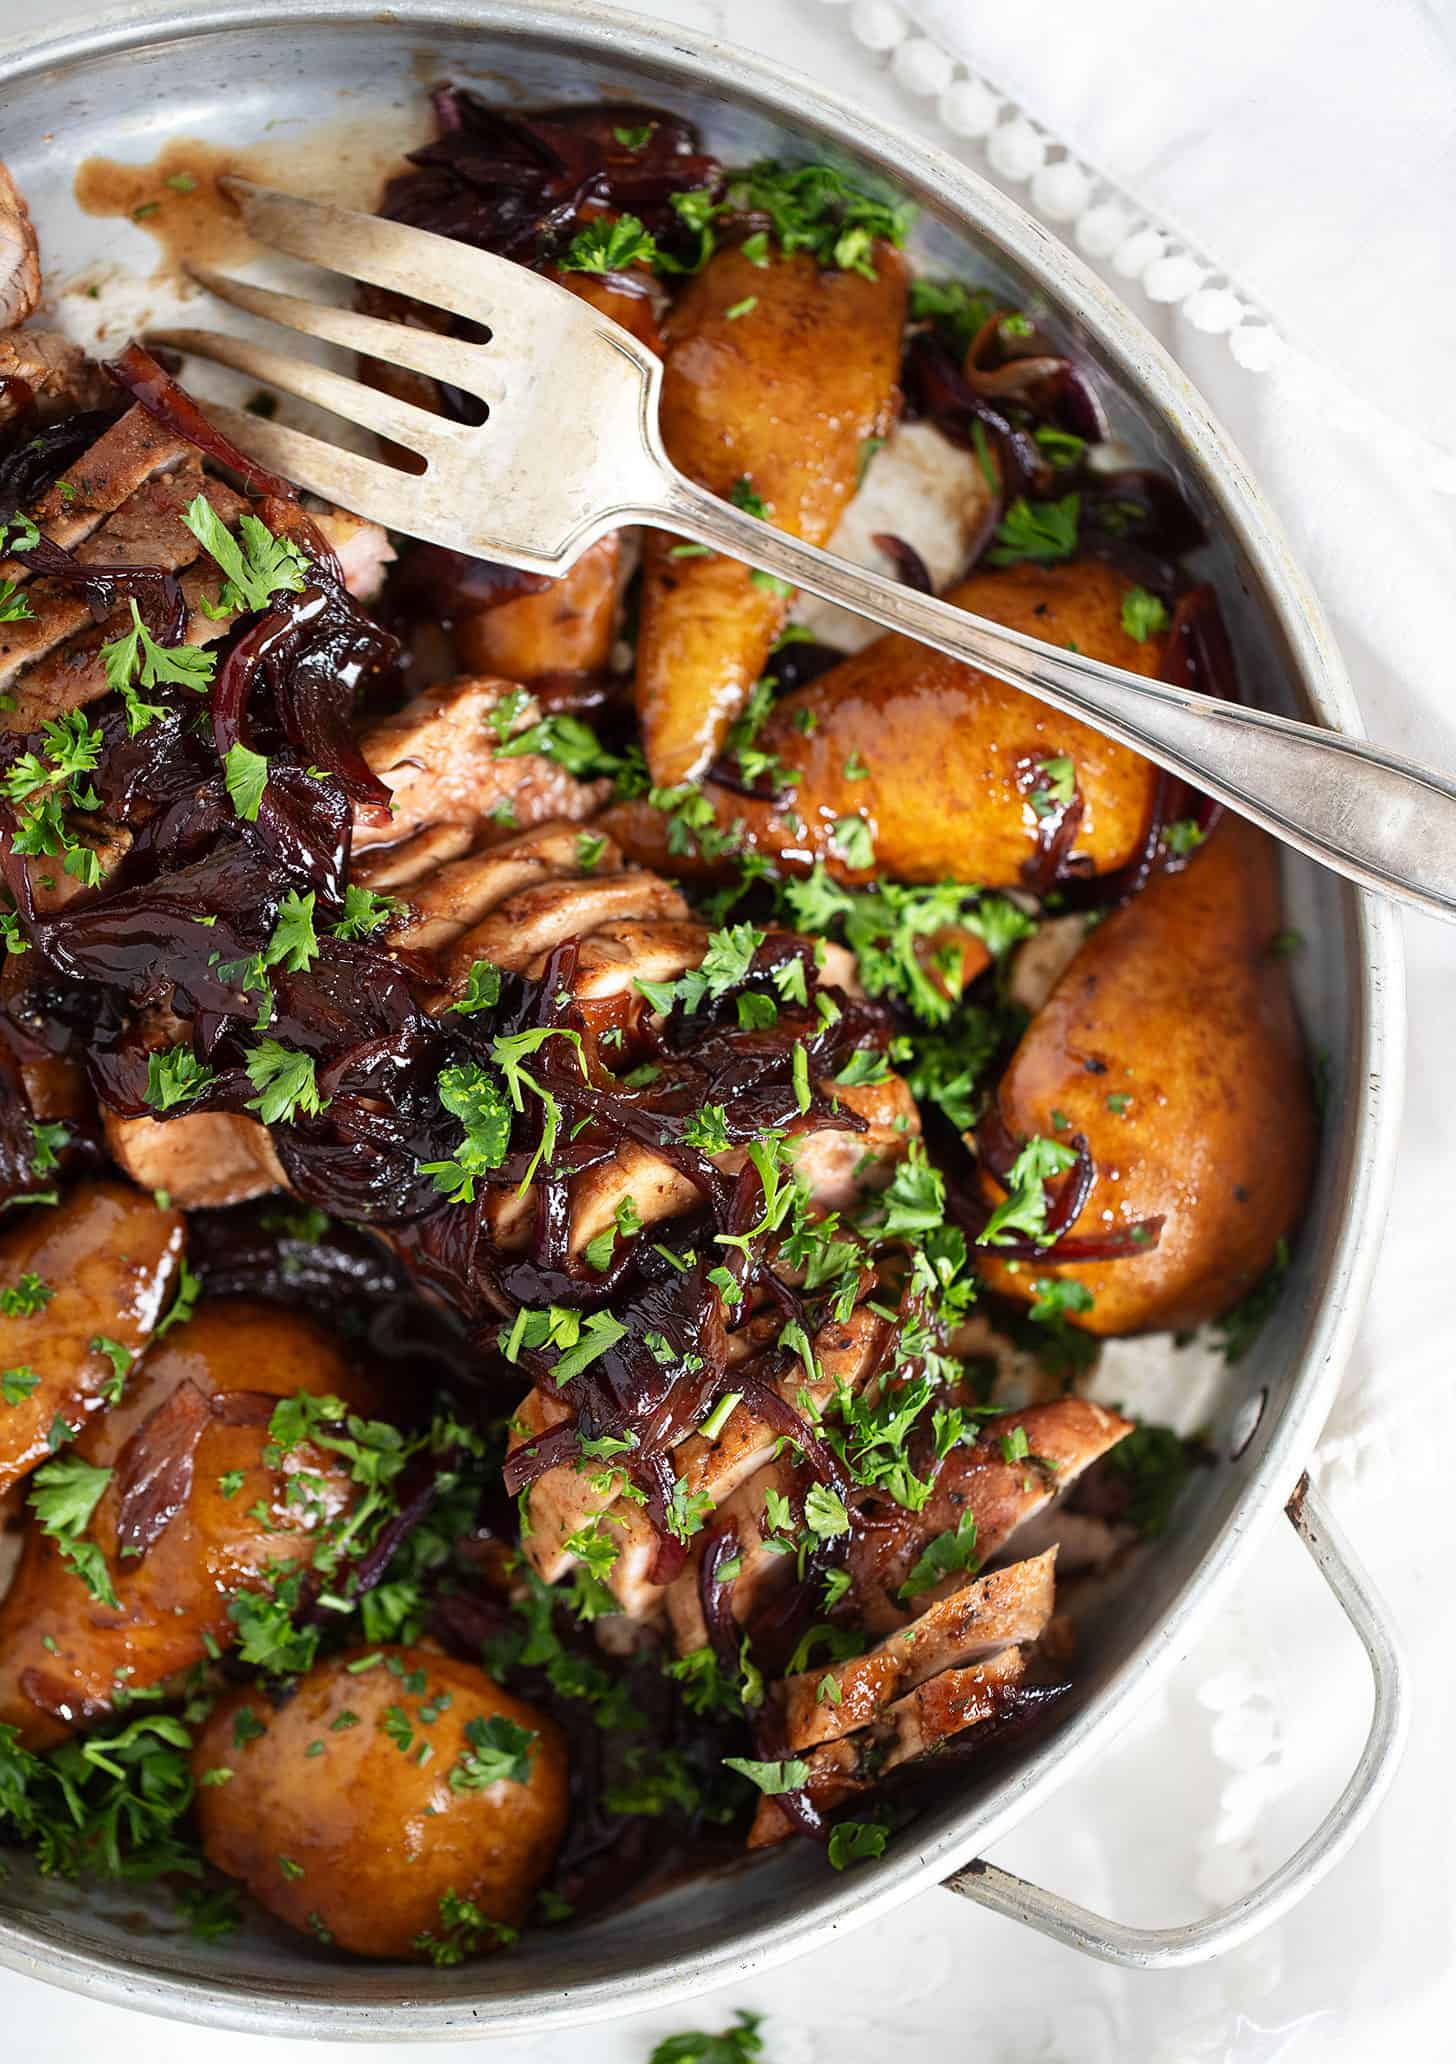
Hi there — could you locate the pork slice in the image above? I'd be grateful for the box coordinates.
[353,822,478,895]
[566,1139,700,1261]
[509,1387,595,1585]
[0,585,95,697]
[665,1459,806,1659]
[436,871,691,990]
[776,1549,1057,1753]
[103,1108,287,1210]
[672,1303,886,1519]
[0,467,242,725]
[790,1072,919,1209]
[520,1302,885,1621]
[570,919,711,1004]
[2,405,194,577]
[352,676,608,852]
[848,1398,1133,1633]
[25,822,132,915]
[386,821,622,954]
[309,509,394,603]
[0,164,40,333]
[746,1646,1029,1847]
[507,1388,663,1614]
[0,332,112,428]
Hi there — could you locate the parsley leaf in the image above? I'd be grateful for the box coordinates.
[244,1041,326,1126]
[144,1044,217,1113]
[0,579,34,625]
[649,2012,764,2064]
[1108,1422,1192,1538]
[1121,585,1169,643]
[1165,817,1206,857]
[1211,1237,1289,1363]
[331,884,397,940]
[448,960,503,1016]
[0,1272,52,1317]
[1,1366,38,1404]
[29,1454,116,1605]
[264,889,319,974]
[449,1713,536,1790]
[100,599,215,734]
[978,1134,1078,1247]
[182,497,310,616]
[827,1819,889,1870]
[223,741,269,822]
[560,213,658,275]
[831,815,874,869]
[987,493,1080,567]
[420,1061,514,1202]
[722,1754,810,1795]
[899,1508,979,1598]
[908,275,999,353]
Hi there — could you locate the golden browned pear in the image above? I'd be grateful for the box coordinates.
[456,536,622,681]
[0,1300,379,1748]
[0,1182,184,1497]
[976,813,1316,1334]
[607,560,1164,885]
[636,241,907,785]
[194,1646,569,1959]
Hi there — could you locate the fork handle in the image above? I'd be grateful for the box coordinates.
[653,474,1456,923]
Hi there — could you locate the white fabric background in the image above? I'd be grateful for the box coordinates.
[2,0,1454,2057]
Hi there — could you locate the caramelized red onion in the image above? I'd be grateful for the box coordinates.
[871,531,933,593]
[103,342,298,500]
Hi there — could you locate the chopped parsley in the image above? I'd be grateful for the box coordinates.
[0,579,34,625]
[244,1041,326,1125]
[331,884,397,940]
[448,960,503,1016]
[182,498,310,617]
[827,1818,890,1870]
[1109,1422,1193,1538]
[0,1272,53,1317]
[3,711,106,886]
[29,1453,117,1606]
[1121,586,1169,643]
[831,815,875,870]
[144,1044,216,1114]
[448,1712,536,1790]
[560,212,658,275]
[413,1888,516,1965]
[722,1755,811,1795]
[1165,817,1206,858]
[264,889,319,974]
[978,1134,1079,1247]
[987,493,1080,568]
[1212,1237,1290,1363]
[898,1508,979,1599]
[100,600,216,733]
[223,741,269,822]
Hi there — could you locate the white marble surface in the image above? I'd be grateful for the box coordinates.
[2,0,1454,2057]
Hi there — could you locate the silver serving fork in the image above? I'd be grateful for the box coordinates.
[154,177,1456,923]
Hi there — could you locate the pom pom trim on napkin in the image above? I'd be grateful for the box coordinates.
[820,0,1456,493]
[829,0,1286,367]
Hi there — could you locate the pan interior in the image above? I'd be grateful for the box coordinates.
[0,3,1388,2034]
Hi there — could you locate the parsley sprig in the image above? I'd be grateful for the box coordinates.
[182,498,310,617]
[2,711,106,888]
[100,600,216,735]
[29,1453,118,1606]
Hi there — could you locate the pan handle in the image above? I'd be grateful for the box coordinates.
[941,1477,1408,1968]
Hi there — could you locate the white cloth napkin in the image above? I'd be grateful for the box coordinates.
[837,0,1456,1472]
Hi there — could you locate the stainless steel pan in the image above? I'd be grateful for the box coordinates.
[0,0,1408,2037]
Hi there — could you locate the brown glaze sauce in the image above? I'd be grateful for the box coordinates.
[73,110,433,284]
